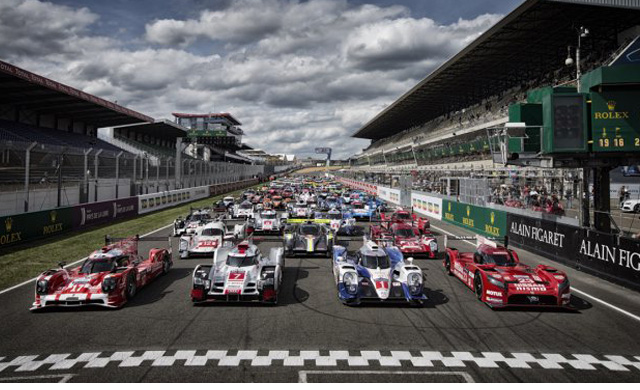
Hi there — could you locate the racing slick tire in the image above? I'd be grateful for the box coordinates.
[474,272,483,301]
[444,254,453,276]
[125,273,137,300]
[162,255,172,275]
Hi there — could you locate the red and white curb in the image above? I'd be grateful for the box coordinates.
[1,350,639,372]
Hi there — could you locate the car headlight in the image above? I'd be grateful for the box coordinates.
[557,275,570,291]
[486,274,505,289]
[343,272,358,294]
[36,279,49,295]
[429,240,438,251]
[101,277,118,293]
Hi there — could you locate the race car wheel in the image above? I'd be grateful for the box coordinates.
[635,204,640,213]
[162,256,171,275]
[474,273,483,301]
[444,254,453,276]
[126,273,137,300]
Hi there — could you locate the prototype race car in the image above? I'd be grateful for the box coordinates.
[332,240,426,306]
[284,221,334,257]
[173,209,211,236]
[380,209,430,233]
[290,200,312,218]
[444,235,571,308]
[249,209,286,234]
[190,240,284,304]
[232,200,254,219]
[349,200,377,220]
[31,236,172,310]
[370,222,438,258]
[222,196,235,208]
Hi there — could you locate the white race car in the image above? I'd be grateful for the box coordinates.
[232,200,254,219]
[173,210,211,236]
[179,220,245,259]
[290,200,311,218]
[222,196,235,208]
[190,241,284,304]
[249,209,286,234]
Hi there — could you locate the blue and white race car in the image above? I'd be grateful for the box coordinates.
[332,240,426,306]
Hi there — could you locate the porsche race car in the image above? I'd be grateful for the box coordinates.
[370,222,438,258]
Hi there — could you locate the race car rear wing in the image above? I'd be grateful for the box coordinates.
[443,234,508,249]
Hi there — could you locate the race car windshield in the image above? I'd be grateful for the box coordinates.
[227,255,256,267]
[80,259,113,274]
[395,228,416,238]
[362,255,390,269]
[482,252,516,266]
[240,203,252,209]
[301,225,319,235]
[201,228,224,237]
[261,213,276,219]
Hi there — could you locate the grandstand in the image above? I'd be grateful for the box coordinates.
[0,60,265,216]
[347,0,640,225]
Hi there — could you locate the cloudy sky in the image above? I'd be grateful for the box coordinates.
[0,0,523,158]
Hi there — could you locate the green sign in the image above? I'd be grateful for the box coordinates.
[591,90,640,152]
[187,130,227,137]
[442,200,507,238]
[0,207,73,248]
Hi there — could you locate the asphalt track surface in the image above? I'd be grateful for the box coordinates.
[1,218,640,382]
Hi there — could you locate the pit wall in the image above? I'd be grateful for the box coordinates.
[337,177,640,291]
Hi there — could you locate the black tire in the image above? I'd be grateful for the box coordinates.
[634,204,640,213]
[126,273,137,300]
[162,255,171,275]
[474,273,483,301]
[444,254,453,276]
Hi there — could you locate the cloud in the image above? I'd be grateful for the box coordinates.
[0,0,502,159]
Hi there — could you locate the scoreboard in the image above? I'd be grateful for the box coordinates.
[591,90,640,152]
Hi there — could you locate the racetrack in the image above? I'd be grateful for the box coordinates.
[1,218,639,382]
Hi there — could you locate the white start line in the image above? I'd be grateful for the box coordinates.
[429,224,640,324]
[0,350,639,373]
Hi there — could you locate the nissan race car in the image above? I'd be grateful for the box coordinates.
[443,235,571,309]
[232,200,254,219]
[179,220,240,258]
[380,209,430,233]
[370,222,438,258]
[332,240,426,306]
[284,221,334,257]
[249,209,286,235]
[32,236,172,311]
[173,209,211,236]
[191,240,284,304]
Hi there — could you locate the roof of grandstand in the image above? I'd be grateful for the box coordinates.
[114,119,188,138]
[0,60,153,128]
[353,0,640,140]
[171,112,242,126]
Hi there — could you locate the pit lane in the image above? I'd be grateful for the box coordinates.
[0,218,639,382]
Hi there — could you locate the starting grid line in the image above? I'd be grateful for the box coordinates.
[1,351,639,373]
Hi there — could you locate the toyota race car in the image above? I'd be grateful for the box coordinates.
[444,235,571,308]
[332,240,426,306]
[191,241,284,304]
[31,236,172,310]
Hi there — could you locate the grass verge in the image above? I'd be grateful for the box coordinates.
[0,185,261,291]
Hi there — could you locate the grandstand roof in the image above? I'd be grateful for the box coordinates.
[172,112,242,126]
[115,119,188,139]
[0,60,153,128]
[353,0,640,140]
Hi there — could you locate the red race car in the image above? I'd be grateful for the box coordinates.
[380,209,430,233]
[443,235,571,309]
[370,222,438,258]
[31,235,172,311]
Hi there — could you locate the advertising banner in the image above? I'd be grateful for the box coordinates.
[0,207,73,248]
[138,186,210,214]
[507,213,579,262]
[411,193,442,221]
[377,186,401,204]
[442,200,507,237]
[337,178,377,195]
[72,197,138,228]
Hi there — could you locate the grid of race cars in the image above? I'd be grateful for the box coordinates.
[31,177,571,310]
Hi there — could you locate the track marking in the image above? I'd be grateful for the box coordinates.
[298,370,475,383]
[0,350,637,372]
[0,374,74,383]
[430,224,640,324]
[0,223,173,296]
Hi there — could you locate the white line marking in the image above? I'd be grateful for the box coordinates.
[0,374,75,383]
[0,223,173,296]
[430,224,640,324]
[298,370,475,383]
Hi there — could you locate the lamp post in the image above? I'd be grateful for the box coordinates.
[565,26,589,92]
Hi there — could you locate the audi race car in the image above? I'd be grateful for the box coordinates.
[179,218,248,259]
[173,209,211,236]
[370,222,438,258]
[191,241,284,304]
[249,209,286,235]
[232,200,254,219]
[290,200,312,218]
[444,235,571,309]
[32,236,172,311]
[332,240,426,306]
[284,221,334,257]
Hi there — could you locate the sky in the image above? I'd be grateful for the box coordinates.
[0,0,524,159]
